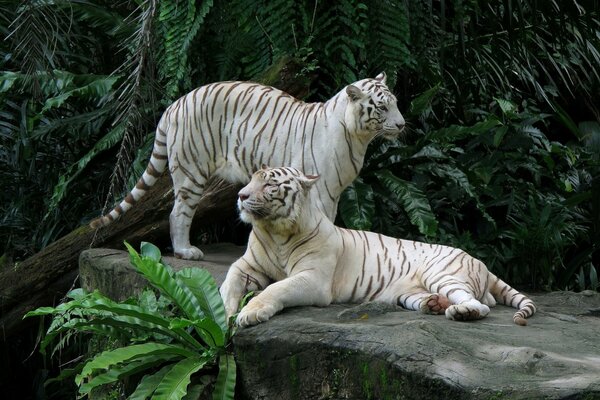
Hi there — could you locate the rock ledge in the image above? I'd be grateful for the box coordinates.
[79,247,600,399]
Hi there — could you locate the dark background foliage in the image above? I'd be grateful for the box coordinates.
[1,0,599,292]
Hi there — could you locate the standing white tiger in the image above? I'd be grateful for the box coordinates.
[90,73,405,260]
[220,166,537,327]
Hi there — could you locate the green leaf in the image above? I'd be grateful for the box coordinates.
[141,241,162,262]
[76,343,196,385]
[493,126,509,147]
[175,268,228,335]
[426,118,501,143]
[494,97,517,115]
[339,178,375,230]
[129,364,176,400]
[0,71,20,93]
[79,354,176,394]
[212,354,236,400]
[29,290,203,350]
[411,145,447,160]
[125,243,218,346]
[407,84,440,119]
[152,356,211,400]
[42,75,119,112]
[375,170,438,236]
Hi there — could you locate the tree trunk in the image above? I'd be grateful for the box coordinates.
[0,56,315,337]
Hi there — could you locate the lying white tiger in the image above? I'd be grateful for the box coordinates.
[220,166,537,327]
[90,73,405,260]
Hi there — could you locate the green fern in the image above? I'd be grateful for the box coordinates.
[157,0,214,99]
[365,0,411,86]
[312,0,369,91]
[25,242,237,399]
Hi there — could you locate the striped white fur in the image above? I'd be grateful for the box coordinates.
[90,73,405,260]
[220,167,537,327]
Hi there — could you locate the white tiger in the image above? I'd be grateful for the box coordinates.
[220,166,537,327]
[90,73,405,260]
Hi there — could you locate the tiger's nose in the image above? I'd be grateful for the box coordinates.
[396,122,405,131]
[238,192,249,201]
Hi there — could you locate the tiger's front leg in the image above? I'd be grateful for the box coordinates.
[220,258,270,319]
[236,269,333,327]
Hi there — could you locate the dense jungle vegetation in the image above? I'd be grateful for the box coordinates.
[1,0,599,293]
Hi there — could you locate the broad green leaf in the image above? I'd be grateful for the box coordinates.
[175,268,228,334]
[24,307,58,317]
[79,354,176,394]
[44,364,83,387]
[193,318,225,348]
[410,145,447,160]
[426,118,501,143]
[125,243,217,346]
[78,294,203,348]
[407,84,440,118]
[76,343,195,385]
[29,290,202,350]
[339,179,375,230]
[129,364,176,400]
[493,126,509,147]
[141,241,162,262]
[430,164,475,197]
[182,382,209,400]
[375,170,438,236]
[152,356,210,400]
[213,354,236,400]
[494,97,517,115]
[0,71,19,93]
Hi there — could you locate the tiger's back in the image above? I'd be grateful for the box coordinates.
[162,81,324,187]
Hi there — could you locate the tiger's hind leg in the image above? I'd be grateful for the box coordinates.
[435,279,490,321]
[170,177,206,260]
[394,288,450,315]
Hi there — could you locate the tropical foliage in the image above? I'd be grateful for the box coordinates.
[1,0,598,290]
[25,242,236,399]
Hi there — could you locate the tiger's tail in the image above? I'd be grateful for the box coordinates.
[89,123,169,229]
[488,273,537,326]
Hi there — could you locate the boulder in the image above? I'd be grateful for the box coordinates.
[79,247,600,399]
[79,244,245,301]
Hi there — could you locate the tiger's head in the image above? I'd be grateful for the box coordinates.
[345,72,405,140]
[237,166,319,231]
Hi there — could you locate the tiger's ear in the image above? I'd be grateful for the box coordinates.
[375,72,387,85]
[261,164,270,170]
[300,174,320,189]
[346,85,365,102]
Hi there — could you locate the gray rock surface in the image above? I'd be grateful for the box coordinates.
[79,244,245,301]
[79,247,600,399]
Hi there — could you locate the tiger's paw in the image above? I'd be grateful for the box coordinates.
[174,246,204,260]
[420,293,450,315]
[236,298,280,327]
[445,300,490,321]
